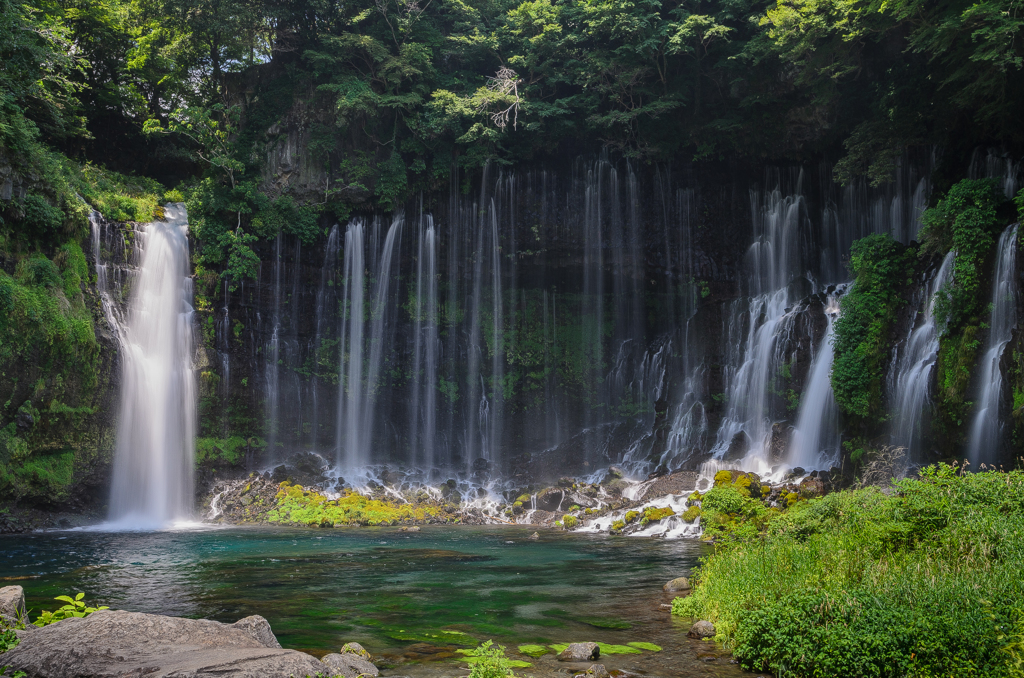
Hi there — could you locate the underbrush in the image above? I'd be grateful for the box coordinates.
[267,482,445,526]
[673,464,1024,677]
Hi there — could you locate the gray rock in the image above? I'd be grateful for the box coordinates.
[529,532,539,540]
[0,585,26,622]
[340,641,372,659]
[322,651,380,677]
[578,664,609,678]
[557,642,600,662]
[688,620,716,639]
[663,576,691,592]
[1,609,326,677]
[233,614,282,648]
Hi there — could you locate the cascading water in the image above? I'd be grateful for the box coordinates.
[336,220,366,468]
[108,204,197,526]
[705,182,806,478]
[888,252,954,459]
[787,290,844,470]
[966,224,1018,466]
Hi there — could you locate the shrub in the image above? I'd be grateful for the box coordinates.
[459,641,524,678]
[34,593,108,627]
[831,234,915,419]
[921,178,1004,333]
[674,465,1024,677]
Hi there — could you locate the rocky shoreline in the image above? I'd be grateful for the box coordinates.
[198,458,846,537]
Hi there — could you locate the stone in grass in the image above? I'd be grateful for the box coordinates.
[341,641,372,659]
[322,651,380,678]
[663,577,691,592]
[687,620,716,639]
[557,642,600,662]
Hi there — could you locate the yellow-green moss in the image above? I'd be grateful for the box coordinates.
[714,470,733,485]
[682,505,701,522]
[562,514,578,529]
[611,519,626,531]
[267,482,441,526]
[625,510,640,523]
[644,506,675,521]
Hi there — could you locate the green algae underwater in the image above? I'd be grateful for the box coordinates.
[0,525,750,677]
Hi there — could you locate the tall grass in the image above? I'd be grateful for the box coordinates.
[674,465,1024,677]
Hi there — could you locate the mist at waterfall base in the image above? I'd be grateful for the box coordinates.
[0,527,747,677]
[96,204,198,529]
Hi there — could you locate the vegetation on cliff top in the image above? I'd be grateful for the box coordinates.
[674,464,1024,678]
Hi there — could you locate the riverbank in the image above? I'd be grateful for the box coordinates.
[674,463,1024,677]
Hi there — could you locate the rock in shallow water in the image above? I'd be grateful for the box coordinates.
[688,620,716,639]
[1,609,327,677]
[557,642,600,662]
[663,576,691,592]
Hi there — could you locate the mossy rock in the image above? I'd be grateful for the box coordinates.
[785,492,801,507]
[688,490,703,503]
[624,510,640,523]
[518,644,549,657]
[713,470,733,485]
[611,519,625,531]
[516,494,531,504]
[643,506,675,522]
[562,514,578,529]
[627,642,662,652]
[682,505,701,522]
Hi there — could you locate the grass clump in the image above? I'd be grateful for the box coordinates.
[673,464,1024,677]
[459,640,528,676]
[267,482,442,526]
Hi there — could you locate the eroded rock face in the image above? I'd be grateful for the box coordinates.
[557,642,600,662]
[321,651,380,677]
[1,609,325,678]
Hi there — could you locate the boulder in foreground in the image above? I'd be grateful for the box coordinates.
[2,609,328,677]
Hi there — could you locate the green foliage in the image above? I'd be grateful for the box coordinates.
[33,593,108,627]
[831,234,915,420]
[460,640,523,677]
[922,179,1004,334]
[674,465,1024,677]
[0,628,20,654]
[195,436,257,466]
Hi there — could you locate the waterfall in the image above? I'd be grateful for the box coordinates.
[888,252,954,458]
[706,184,805,477]
[788,290,843,469]
[488,204,503,462]
[336,220,366,468]
[108,204,197,526]
[362,214,404,459]
[265,232,283,459]
[410,215,440,468]
[311,224,340,450]
[967,224,1018,466]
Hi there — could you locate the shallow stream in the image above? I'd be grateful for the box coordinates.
[0,526,755,677]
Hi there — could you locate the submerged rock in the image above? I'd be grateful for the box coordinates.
[687,620,716,639]
[663,577,691,592]
[529,531,539,540]
[1,609,326,677]
[557,642,600,662]
[322,651,380,677]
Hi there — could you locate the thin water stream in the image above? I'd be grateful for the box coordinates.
[0,527,749,678]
